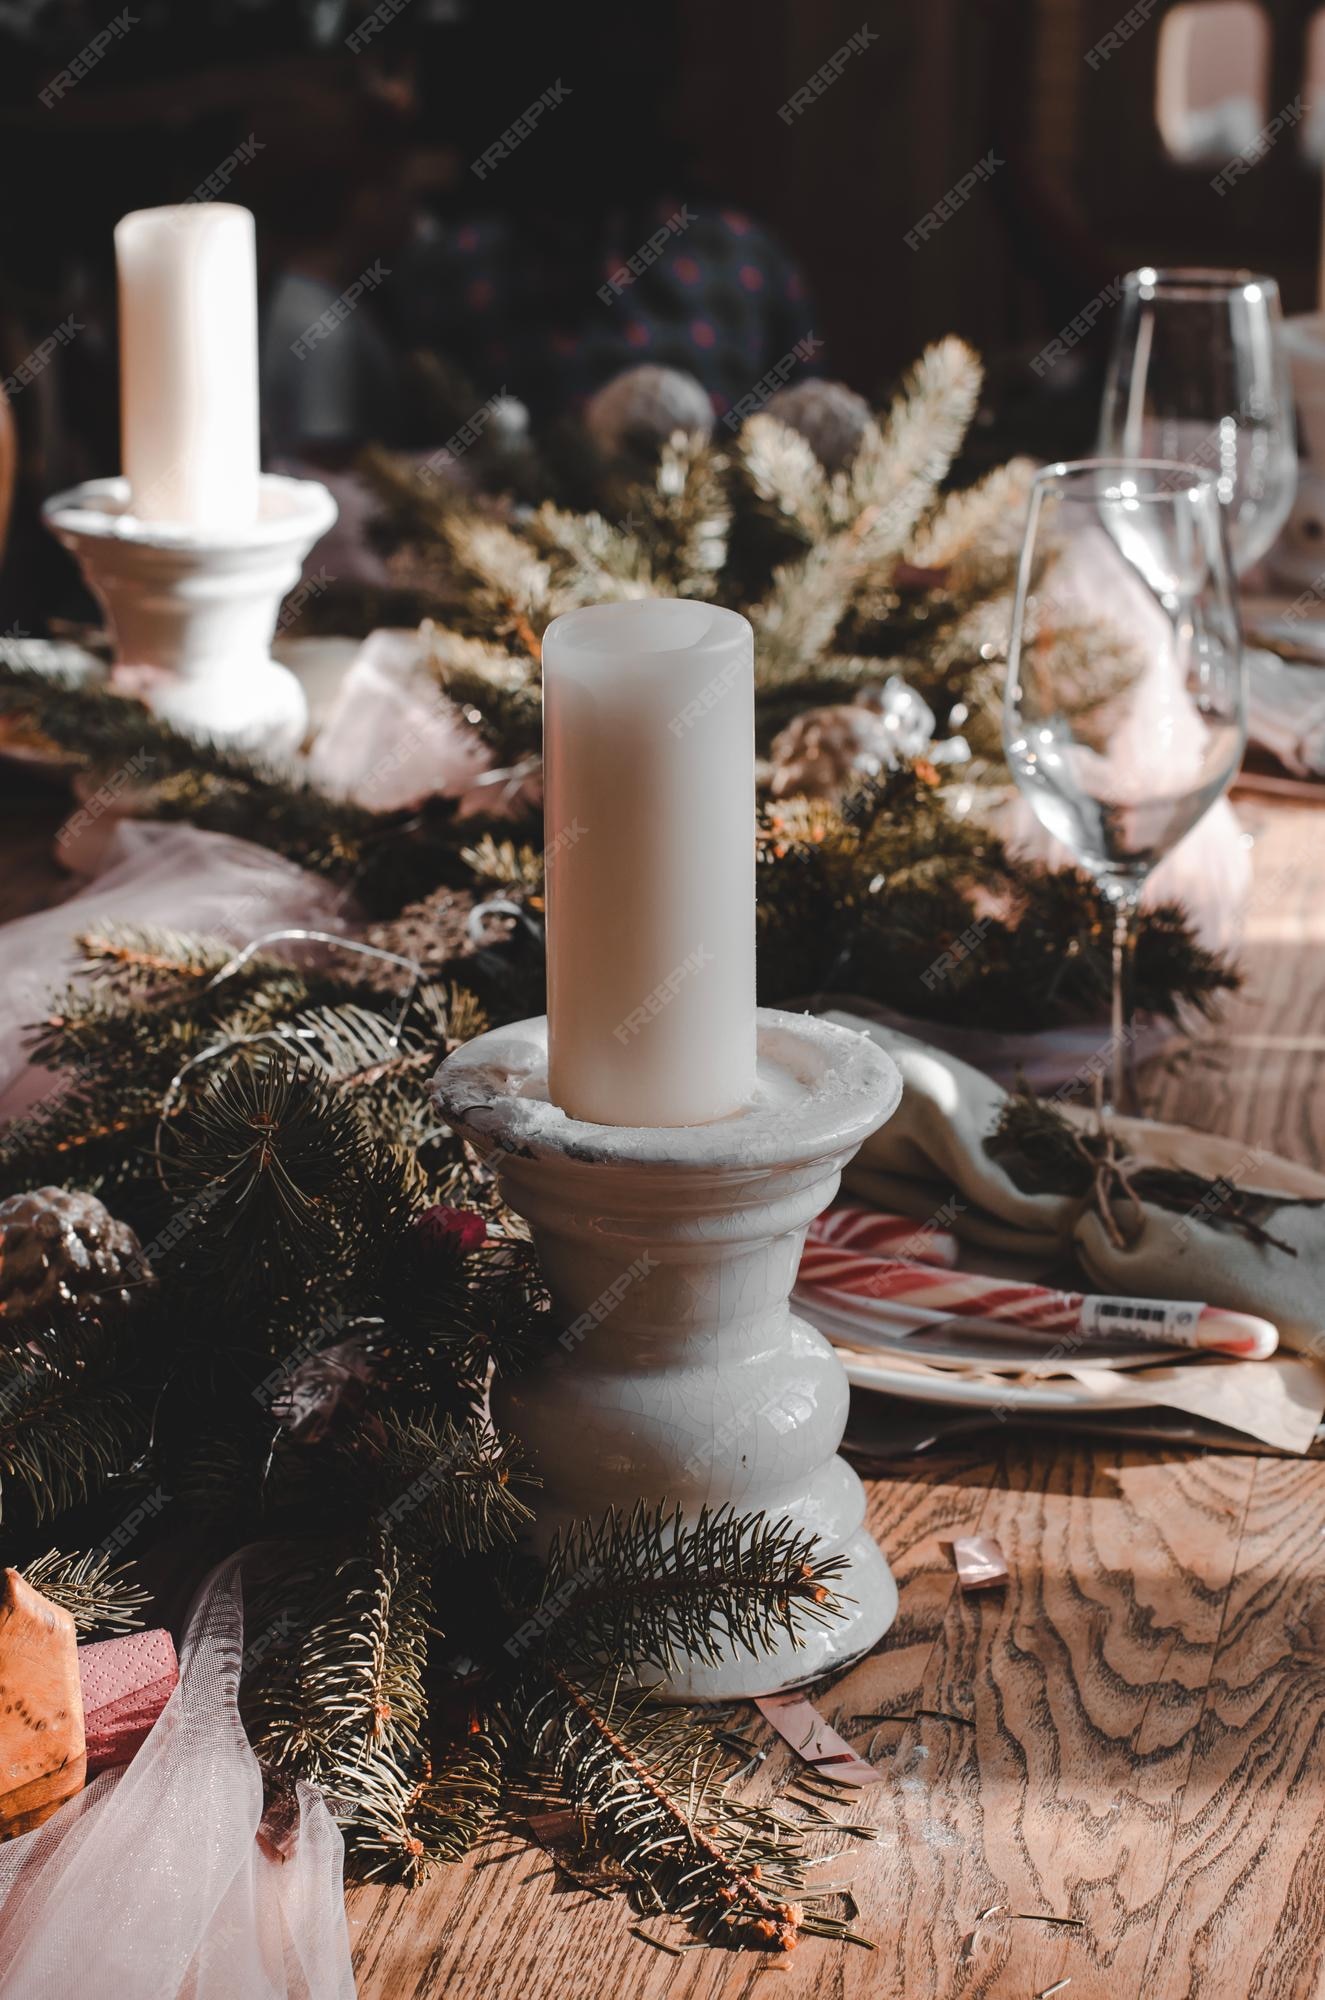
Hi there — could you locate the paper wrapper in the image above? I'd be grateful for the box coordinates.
[847,1349,1325,1455]
[78,1628,179,1776]
[951,1535,1008,1591]
[753,1693,883,1786]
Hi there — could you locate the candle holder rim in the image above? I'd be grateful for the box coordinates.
[433,1008,901,1172]
[41,473,338,553]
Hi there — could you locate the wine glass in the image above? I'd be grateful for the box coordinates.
[1098,268,1296,576]
[1004,460,1245,1112]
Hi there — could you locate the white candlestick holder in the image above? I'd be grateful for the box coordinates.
[433,1007,903,1700]
[42,474,337,758]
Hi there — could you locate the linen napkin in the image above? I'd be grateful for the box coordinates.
[78,1629,179,1776]
[1245,644,1325,778]
[826,1012,1325,1354]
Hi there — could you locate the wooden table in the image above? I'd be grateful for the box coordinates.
[345,787,1325,2000]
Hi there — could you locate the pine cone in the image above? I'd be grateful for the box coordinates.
[0,1187,151,1323]
[584,365,713,460]
[764,380,872,472]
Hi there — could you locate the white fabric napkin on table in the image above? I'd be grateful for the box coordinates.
[1244,644,1325,778]
[822,1011,1325,1449]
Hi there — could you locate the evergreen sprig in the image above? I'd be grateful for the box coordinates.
[19,1546,150,1635]
[534,1501,847,1676]
[529,1671,872,1950]
[988,1089,1316,1251]
[0,660,490,913]
[241,1533,451,1881]
[0,1318,148,1527]
[360,1412,534,1559]
[754,780,1237,1028]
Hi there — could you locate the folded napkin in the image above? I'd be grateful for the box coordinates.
[78,1628,179,1776]
[827,1012,1325,1354]
[1246,644,1325,778]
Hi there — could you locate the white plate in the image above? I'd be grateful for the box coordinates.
[795,1287,1178,1370]
[837,1346,1145,1413]
[795,1289,1178,1414]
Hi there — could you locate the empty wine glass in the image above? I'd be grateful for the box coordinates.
[1098,268,1296,575]
[1004,460,1246,1112]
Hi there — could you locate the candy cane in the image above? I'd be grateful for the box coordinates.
[806,1205,959,1269]
[797,1237,1278,1359]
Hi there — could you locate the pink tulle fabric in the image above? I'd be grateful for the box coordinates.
[307,627,495,812]
[0,1558,355,2000]
[0,821,346,1123]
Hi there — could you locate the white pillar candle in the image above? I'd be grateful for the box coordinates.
[543,598,757,1128]
[115,203,260,533]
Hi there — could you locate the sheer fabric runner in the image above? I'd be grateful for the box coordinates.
[0,1556,356,1999]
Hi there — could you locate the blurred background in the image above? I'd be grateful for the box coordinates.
[0,0,1322,626]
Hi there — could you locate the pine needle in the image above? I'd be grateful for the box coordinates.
[20,1546,149,1635]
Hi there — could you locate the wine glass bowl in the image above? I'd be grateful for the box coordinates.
[1098,268,1296,577]
[1004,459,1246,1109]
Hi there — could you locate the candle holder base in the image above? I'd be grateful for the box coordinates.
[42,475,337,758]
[433,1008,904,1700]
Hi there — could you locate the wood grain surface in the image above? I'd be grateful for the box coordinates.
[346,789,1325,2000]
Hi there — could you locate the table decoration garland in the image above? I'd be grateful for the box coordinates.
[0,334,1259,1954]
[0,336,1236,1032]
[0,922,880,1944]
[0,902,1278,1930]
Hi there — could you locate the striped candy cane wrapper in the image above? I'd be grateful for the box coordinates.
[797,1224,1278,1360]
[806,1205,960,1269]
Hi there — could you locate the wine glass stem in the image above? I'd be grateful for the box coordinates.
[1106,883,1142,1114]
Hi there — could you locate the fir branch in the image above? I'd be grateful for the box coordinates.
[530,1672,871,1949]
[20,1546,149,1635]
[420,624,542,760]
[907,458,1035,571]
[441,516,551,659]
[74,924,270,991]
[362,1412,533,1559]
[241,1533,488,1882]
[735,414,830,543]
[640,433,731,597]
[0,663,479,913]
[158,1051,418,1296]
[850,336,982,541]
[299,1536,429,1751]
[0,1321,147,1526]
[526,502,657,604]
[536,1502,847,1677]
[988,1090,1315,1251]
[0,662,378,871]
[411,1729,505,1863]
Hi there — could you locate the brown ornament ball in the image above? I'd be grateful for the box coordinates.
[763,380,873,473]
[584,364,713,460]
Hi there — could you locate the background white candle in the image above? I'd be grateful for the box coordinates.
[543,599,757,1127]
[116,203,260,533]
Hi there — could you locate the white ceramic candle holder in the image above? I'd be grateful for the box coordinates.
[434,1007,903,1700]
[42,474,337,758]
